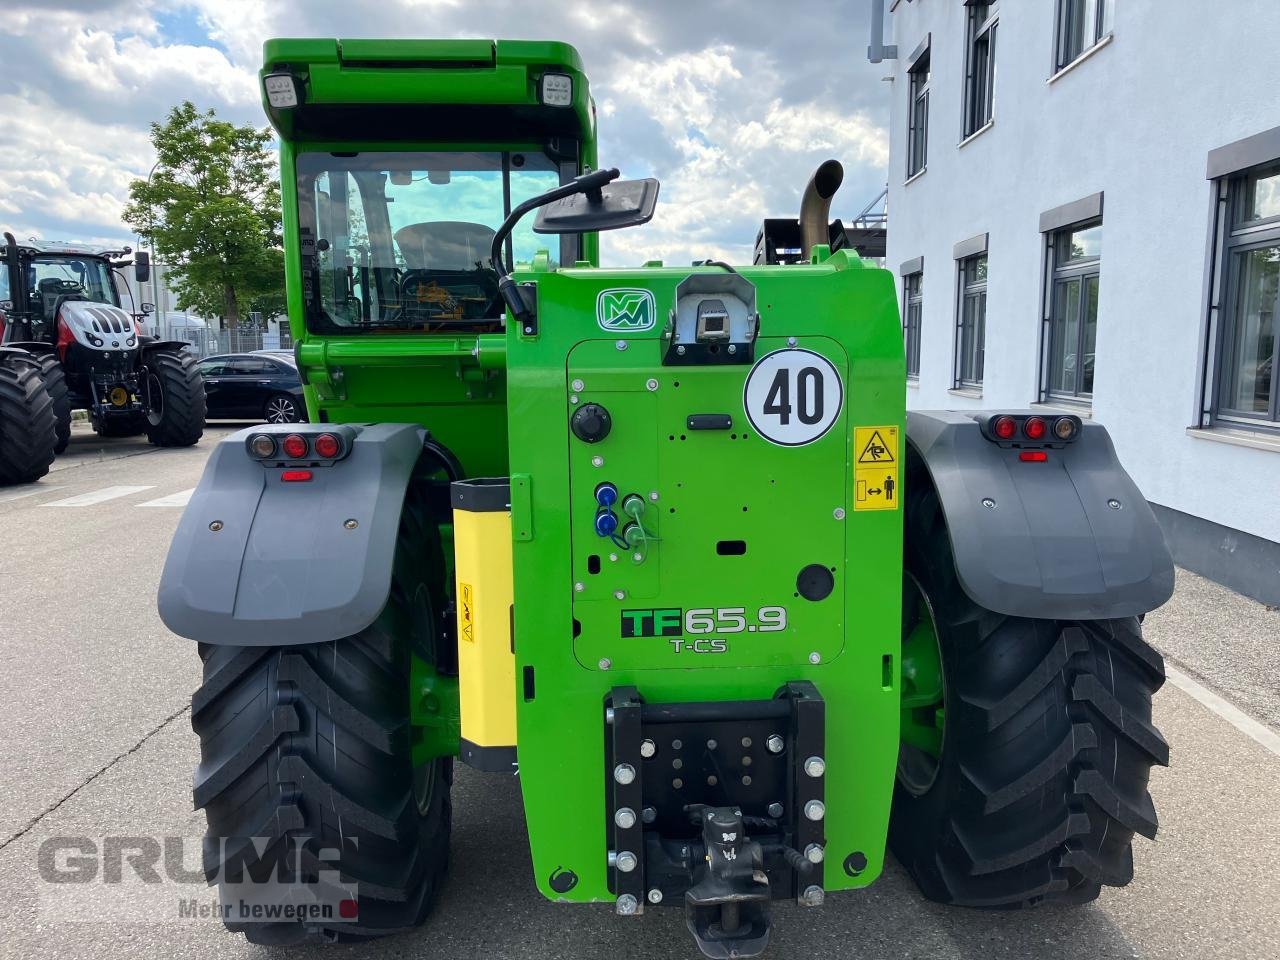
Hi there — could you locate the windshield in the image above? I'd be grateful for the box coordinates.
[296,151,569,334]
[30,257,119,309]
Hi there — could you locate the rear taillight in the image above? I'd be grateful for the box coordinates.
[985,413,1081,447]
[281,469,313,482]
[249,434,276,458]
[281,434,308,459]
[992,416,1017,440]
[1019,451,1048,462]
[314,433,341,459]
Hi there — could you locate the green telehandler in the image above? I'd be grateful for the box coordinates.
[158,39,1173,957]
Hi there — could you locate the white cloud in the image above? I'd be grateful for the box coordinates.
[1,0,890,267]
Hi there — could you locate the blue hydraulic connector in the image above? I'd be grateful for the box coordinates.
[595,509,619,537]
[595,482,619,507]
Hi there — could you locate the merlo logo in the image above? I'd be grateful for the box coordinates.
[596,288,656,333]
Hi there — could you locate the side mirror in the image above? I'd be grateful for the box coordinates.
[140,302,155,315]
[134,250,151,283]
[533,178,660,234]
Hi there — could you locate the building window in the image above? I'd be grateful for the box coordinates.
[956,254,987,387]
[1211,164,1280,426]
[1045,222,1102,401]
[963,1,997,138]
[1055,0,1114,72]
[904,271,923,378]
[907,46,930,178]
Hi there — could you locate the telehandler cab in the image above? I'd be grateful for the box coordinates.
[159,39,1174,957]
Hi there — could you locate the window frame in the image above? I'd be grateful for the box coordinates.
[1040,220,1102,404]
[954,252,988,389]
[1205,162,1280,429]
[906,41,931,180]
[1054,0,1114,74]
[903,270,923,379]
[962,1,998,139]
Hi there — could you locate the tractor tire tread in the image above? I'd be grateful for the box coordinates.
[190,478,449,944]
[34,354,72,454]
[892,486,1167,909]
[0,354,57,485]
[144,348,205,447]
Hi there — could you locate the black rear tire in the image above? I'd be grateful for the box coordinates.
[33,354,71,454]
[890,487,1169,907]
[191,479,452,943]
[0,353,57,485]
[142,348,205,447]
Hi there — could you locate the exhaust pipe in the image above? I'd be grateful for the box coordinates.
[799,160,844,260]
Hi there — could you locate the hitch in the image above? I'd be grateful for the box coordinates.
[685,806,771,959]
[604,683,826,959]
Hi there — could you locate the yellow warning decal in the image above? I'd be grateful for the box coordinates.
[460,582,476,642]
[854,425,900,511]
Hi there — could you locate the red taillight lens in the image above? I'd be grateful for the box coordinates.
[1019,451,1048,462]
[281,434,308,459]
[992,416,1018,440]
[314,433,341,459]
[281,469,313,482]
[1024,416,1047,440]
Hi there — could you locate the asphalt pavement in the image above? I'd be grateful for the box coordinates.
[0,423,1277,960]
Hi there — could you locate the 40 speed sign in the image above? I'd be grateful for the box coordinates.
[743,347,844,446]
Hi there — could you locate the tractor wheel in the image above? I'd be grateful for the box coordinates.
[142,348,205,447]
[890,487,1169,907]
[0,353,57,485]
[33,354,72,454]
[192,479,452,944]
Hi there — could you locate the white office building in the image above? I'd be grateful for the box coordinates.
[876,0,1280,603]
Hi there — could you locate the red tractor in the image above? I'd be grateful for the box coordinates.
[0,231,205,484]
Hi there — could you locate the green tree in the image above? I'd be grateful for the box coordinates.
[124,102,283,330]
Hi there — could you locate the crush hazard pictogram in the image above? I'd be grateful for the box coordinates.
[856,426,897,464]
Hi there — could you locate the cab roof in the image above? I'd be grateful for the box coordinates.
[1,238,130,260]
[259,38,595,148]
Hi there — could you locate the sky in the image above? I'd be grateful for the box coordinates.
[0,0,891,267]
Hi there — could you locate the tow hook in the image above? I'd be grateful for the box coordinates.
[685,806,772,960]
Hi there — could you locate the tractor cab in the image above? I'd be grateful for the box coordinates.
[1,238,150,344]
[261,38,597,475]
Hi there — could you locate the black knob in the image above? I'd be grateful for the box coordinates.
[571,403,612,443]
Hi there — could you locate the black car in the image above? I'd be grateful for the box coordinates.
[196,353,307,423]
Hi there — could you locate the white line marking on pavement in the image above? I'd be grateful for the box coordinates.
[137,488,195,508]
[42,485,155,507]
[0,485,66,503]
[1165,664,1280,759]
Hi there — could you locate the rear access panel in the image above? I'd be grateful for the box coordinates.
[567,337,849,671]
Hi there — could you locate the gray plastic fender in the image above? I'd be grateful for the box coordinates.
[906,410,1175,620]
[158,422,427,645]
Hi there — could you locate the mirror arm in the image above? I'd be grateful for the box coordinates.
[488,167,620,282]
[488,167,620,330]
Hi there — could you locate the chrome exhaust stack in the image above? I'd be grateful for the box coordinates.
[799,160,844,260]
